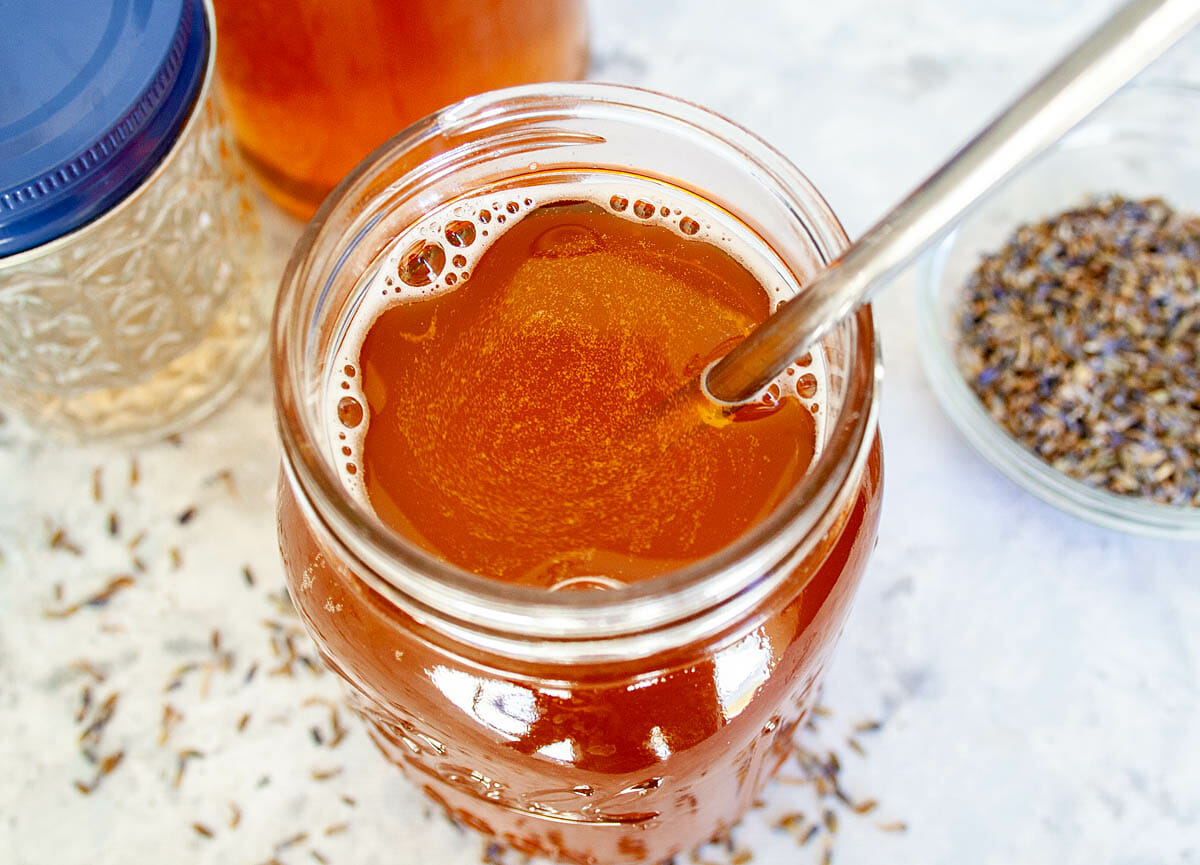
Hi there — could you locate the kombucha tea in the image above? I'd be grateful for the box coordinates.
[212,0,588,218]
[278,175,882,864]
[342,195,824,585]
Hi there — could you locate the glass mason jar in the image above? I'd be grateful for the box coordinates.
[274,84,883,865]
[0,0,270,442]
[212,0,589,219]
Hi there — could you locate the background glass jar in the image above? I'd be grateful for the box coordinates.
[212,0,588,219]
[273,84,883,864]
[0,0,270,442]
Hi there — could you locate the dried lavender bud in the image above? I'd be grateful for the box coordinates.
[956,195,1200,506]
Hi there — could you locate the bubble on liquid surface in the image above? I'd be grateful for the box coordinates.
[451,254,467,268]
[478,210,491,224]
[660,205,670,217]
[633,200,655,219]
[680,216,700,236]
[506,201,520,214]
[796,351,812,367]
[344,364,356,378]
[531,223,602,258]
[796,373,819,399]
[609,195,628,212]
[398,240,446,287]
[444,273,458,286]
[338,396,363,428]
[444,220,476,248]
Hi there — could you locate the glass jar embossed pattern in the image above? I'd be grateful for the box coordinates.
[0,0,270,441]
[273,85,884,864]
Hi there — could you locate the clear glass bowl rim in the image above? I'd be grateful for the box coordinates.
[917,79,1200,540]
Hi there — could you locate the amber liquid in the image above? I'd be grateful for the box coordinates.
[212,0,588,218]
[352,200,818,585]
[279,184,883,864]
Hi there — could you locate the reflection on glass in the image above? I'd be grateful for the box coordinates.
[714,630,776,720]
[431,666,538,739]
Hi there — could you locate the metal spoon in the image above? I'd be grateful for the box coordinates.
[704,0,1200,405]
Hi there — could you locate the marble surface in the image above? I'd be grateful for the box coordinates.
[3,1,1199,863]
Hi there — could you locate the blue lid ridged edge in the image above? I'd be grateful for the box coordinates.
[0,0,208,256]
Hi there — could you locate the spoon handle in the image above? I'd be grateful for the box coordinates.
[705,0,1200,404]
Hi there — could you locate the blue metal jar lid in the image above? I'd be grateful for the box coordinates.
[0,0,209,257]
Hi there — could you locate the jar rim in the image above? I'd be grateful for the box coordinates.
[272,83,881,656]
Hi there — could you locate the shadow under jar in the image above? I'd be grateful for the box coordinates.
[273,84,883,865]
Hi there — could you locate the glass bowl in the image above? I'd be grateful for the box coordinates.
[917,80,1200,539]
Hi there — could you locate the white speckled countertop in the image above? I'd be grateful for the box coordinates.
[3,2,1199,864]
